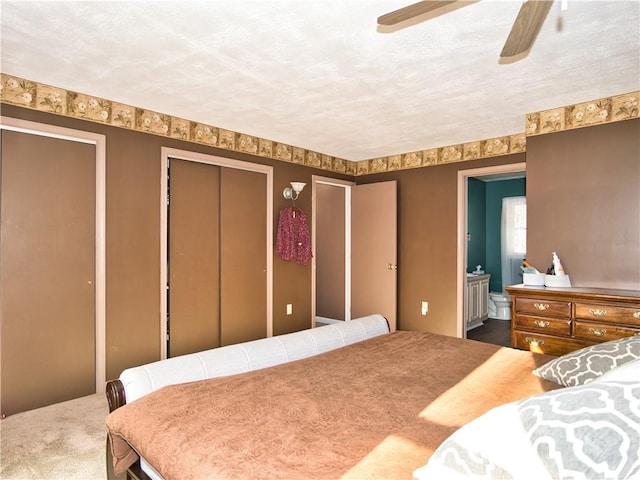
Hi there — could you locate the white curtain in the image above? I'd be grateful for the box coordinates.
[501,196,527,290]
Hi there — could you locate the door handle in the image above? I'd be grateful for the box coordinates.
[387,264,398,270]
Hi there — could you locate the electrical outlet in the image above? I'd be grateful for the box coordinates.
[286,304,293,315]
[421,301,428,315]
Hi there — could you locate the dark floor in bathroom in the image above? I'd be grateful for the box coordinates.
[467,319,511,347]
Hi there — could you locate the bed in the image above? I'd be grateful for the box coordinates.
[105,316,640,480]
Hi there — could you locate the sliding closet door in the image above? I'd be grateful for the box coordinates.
[168,159,220,357]
[1,130,96,416]
[220,168,267,345]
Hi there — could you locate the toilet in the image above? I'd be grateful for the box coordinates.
[488,292,511,320]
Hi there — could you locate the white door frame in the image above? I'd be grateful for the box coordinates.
[0,116,106,394]
[456,162,526,338]
[311,176,355,327]
[160,147,273,359]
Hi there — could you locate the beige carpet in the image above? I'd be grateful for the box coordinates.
[0,393,109,480]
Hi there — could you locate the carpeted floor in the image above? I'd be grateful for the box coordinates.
[0,323,508,480]
[0,393,109,480]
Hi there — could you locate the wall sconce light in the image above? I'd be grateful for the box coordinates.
[283,182,306,201]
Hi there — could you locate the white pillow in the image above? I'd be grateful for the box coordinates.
[414,381,640,480]
[413,402,550,480]
[590,357,640,383]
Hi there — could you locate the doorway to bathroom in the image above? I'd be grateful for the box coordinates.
[456,163,526,344]
[468,178,526,296]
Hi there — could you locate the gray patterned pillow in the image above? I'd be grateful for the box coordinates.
[532,335,640,387]
[414,382,640,480]
[518,381,640,479]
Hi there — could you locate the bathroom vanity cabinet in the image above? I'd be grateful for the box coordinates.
[506,285,640,356]
[466,274,490,330]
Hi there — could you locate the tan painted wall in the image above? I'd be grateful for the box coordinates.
[526,118,640,290]
[358,154,526,335]
[358,119,639,335]
[4,104,638,369]
[2,104,351,380]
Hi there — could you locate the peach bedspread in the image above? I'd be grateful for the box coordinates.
[106,331,559,479]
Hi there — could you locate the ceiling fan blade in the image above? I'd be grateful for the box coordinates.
[500,0,553,58]
[377,0,457,26]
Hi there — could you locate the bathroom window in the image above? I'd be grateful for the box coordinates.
[501,196,527,288]
[504,196,527,255]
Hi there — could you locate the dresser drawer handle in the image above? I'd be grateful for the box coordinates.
[533,303,549,311]
[588,328,608,337]
[534,320,550,328]
[634,312,640,319]
[589,309,607,317]
[525,337,544,347]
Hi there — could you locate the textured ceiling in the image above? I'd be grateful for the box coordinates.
[1,1,639,161]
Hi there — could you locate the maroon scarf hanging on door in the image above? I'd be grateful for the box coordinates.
[276,207,312,265]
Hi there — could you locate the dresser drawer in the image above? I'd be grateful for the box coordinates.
[514,314,571,336]
[575,303,640,327]
[515,298,571,318]
[512,330,594,356]
[573,320,640,342]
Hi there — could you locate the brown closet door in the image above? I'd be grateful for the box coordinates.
[352,181,397,331]
[220,168,267,345]
[1,130,96,417]
[168,159,220,357]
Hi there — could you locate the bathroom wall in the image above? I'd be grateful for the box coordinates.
[467,177,526,292]
[466,178,486,272]
[485,178,526,292]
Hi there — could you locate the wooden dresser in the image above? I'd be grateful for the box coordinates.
[505,285,640,356]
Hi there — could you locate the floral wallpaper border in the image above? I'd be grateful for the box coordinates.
[1,73,637,177]
[526,93,639,137]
